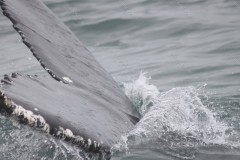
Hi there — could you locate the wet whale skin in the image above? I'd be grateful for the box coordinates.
[0,0,140,153]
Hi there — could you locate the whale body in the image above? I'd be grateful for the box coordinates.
[0,0,140,157]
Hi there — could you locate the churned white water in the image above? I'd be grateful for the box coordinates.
[113,73,240,159]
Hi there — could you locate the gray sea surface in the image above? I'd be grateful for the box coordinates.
[0,0,240,159]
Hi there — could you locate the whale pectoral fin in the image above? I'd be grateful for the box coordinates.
[0,72,134,152]
[0,0,140,154]
[1,0,112,86]
[0,0,140,123]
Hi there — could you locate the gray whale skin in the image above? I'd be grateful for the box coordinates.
[0,0,140,158]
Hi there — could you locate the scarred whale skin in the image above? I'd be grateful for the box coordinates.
[0,0,140,157]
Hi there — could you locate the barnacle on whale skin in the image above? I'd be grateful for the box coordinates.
[0,92,50,133]
[0,90,108,157]
[0,92,15,115]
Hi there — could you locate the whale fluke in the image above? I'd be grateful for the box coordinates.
[0,0,140,157]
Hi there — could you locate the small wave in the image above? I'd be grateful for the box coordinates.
[113,72,240,159]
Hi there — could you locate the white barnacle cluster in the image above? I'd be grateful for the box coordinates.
[18,30,23,37]
[18,30,25,40]
[73,135,85,146]
[62,77,73,83]
[0,92,50,133]
[56,127,75,139]
[0,92,15,113]
[87,139,101,150]
[3,95,12,108]
[11,103,50,133]
[88,139,92,148]
[44,67,50,72]
[55,126,103,151]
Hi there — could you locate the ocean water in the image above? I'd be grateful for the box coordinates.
[0,0,240,159]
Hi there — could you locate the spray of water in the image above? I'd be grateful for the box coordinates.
[113,72,239,159]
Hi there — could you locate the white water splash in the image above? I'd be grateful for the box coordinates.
[114,73,238,158]
[123,72,159,116]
